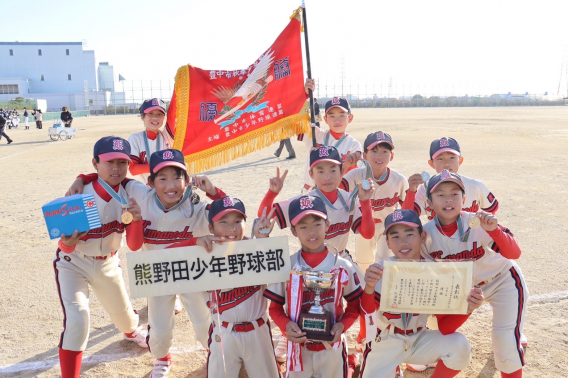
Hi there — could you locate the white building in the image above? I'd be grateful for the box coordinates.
[98,62,114,92]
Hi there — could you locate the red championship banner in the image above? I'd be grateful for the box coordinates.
[168,10,309,173]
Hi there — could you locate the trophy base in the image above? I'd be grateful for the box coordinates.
[299,311,334,342]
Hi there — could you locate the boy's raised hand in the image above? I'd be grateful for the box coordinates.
[60,229,88,247]
[364,263,384,294]
[286,321,307,343]
[66,177,86,196]
[269,167,288,194]
[357,180,375,201]
[192,175,217,196]
[330,322,345,344]
[407,173,424,193]
[254,207,276,238]
[196,235,226,253]
[467,288,485,314]
[342,153,358,171]
[304,78,315,95]
[477,211,498,232]
[128,197,142,222]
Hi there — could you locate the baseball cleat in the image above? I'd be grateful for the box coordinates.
[150,358,172,378]
[124,326,149,348]
[274,336,288,363]
[174,295,183,315]
[395,365,404,377]
[520,333,528,348]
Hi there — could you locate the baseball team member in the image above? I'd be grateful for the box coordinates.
[402,137,499,220]
[340,131,409,271]
[298,97,362,191]
[359,209,482,378]
[23,107,29,130]
[200,197,281,378]
[264,195,363,378]
[128,98,174,184]
[423,170,528,378]
[0,113,13,144]
[55,137,148,378]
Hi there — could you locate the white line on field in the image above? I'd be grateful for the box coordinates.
[0,144,49,161]
[1,291,567,373]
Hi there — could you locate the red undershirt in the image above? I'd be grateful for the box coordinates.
[129,130,158,176]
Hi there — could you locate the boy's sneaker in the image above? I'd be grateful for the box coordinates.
[406,362,437,372]
[124,326,148,348]
[274,337,288,363]
[174,294,183,314]
[150,358,172,378]
[396,365,404,377]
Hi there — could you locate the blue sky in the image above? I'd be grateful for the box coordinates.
[2,0,568,97]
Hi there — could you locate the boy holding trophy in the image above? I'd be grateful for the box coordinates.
[264,195,363,378]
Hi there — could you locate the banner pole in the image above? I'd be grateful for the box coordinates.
[301,0,317,147]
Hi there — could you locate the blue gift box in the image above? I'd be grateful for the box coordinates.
[42,194,102,239]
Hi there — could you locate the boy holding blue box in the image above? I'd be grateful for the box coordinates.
[54,136,148,378]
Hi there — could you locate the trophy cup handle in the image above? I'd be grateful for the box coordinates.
[325,243,339,266]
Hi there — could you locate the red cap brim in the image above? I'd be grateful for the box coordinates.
[432,148,460,159]
[153,161,186,173]
[366,141,395,150]
[212,209,247,222]
[383,221,420,235]
[309,159,342,169]
[144,106,166,114]
[98,152,132,162]
[325,105,349,114]
[291,210,327,226]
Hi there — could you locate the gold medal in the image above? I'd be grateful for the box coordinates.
[215,335,221,342]
[122,211,133,224]
[468,215,480,229]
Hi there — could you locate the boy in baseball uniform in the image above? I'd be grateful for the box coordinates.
[54,137,148,378]
[264,195,363,378]
[359,209,483,377]
[422,171,528,378]
[298,97,362,191]
[340,131,409,272]
[402,137,499,220]
[198,197,282,378]
[128,98,174,184]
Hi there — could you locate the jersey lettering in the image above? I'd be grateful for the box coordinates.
[462,200,479,214]
[429,241,485,261]
[371,193,401,212]
[301,288,335,309]
[383,312,420,321]
[81,220,125,240]
[210,286,261,314]
[326,215,353,238]
[143,222,195,245]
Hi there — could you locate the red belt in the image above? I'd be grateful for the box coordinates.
[393,326,422,335]
[304,341,327,352]
[94,252,117,260]
[221,317,265,332]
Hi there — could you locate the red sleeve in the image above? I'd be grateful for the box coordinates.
[339,298,360,331]
[358,200,375,239]
[436,314,470,335]
[78,173,98,184]
[360,291,380,313]
[207,187,226,201]
[258,190,278,217]
[125,220,144,251]
[58,239,76,253]
[129,161,150,176]
[487,225,521,259]
[401,189,416,210]
[166,238,198,249]
[269,300,291,335]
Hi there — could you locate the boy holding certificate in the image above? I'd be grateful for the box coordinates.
[422,171,528,378]
[360,209,484,377]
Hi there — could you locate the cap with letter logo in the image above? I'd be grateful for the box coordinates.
[427,169,465,194]
[384,209,422,234]
[364,131,394,151]
[140,98,166,114]
[208,196,247,223]
[150,149,186,174]
[325,97,351,114]
[289,195,328,226]
[429,137,461,159]
[309,146,342,169]
[93,136,132,162]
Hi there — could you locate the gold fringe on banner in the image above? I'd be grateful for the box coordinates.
[290,6,304,31]
[172,65,190,152]
[185,108,309,174]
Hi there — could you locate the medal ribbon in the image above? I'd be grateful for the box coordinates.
[314,187,357,213]
[434,214,471,243]
[324,131,347,149]
[143,131,161,164]
[330,266,348,350]
[287,270,304,375]
[350,161,389,201]
[97,178,127,206]
[154,186,193,214]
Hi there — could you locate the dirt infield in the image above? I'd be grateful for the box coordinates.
[1,107,567,377]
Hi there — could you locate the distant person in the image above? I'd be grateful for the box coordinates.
[313,97,321,127]
[32,109,43,129]
[274,138,296,159]
[61,107,73,128]
[23,107,29,130]
[11,112,19,129]
[0,113,13,144]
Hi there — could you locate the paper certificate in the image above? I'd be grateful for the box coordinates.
[379,260,473,314]
[126,236,291,298]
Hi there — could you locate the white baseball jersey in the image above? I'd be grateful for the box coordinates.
[204,285,269,324]
[342,167,408,226]
[300,127,362,187]
[127,129,174,183]
[423,212,512,284]
[412,175,498,220]
[273,189,363,253]
[74,179,132,257]
[264,249,363,315]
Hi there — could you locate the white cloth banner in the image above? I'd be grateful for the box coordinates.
[126,236,291,298]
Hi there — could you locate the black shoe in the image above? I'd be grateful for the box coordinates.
[274,152,280,158]
[286,156,296,160]
[7,140,13,144]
